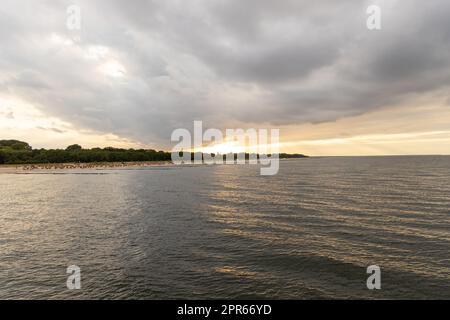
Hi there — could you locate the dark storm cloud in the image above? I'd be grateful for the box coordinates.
[1,0,450,146]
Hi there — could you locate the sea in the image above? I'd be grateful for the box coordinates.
[1,156,449,299]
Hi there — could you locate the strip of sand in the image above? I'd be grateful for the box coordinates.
[0,161,173,173]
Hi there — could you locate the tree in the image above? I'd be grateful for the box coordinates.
[66,144,82,151]
[0,140,31,150]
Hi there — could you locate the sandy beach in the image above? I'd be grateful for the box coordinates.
[0,161,173,173]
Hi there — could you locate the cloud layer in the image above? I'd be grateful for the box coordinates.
[1,0,450,148]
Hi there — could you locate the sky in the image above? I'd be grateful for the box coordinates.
[0,0,450,155]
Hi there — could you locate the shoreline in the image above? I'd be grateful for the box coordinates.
[0,161,174,173]
[0,158,310,173]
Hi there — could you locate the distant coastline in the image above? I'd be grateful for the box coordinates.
[0,161,173,172]
[0,158,311,173]
[0,139,308,169]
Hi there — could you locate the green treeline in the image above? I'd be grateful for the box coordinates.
[0,140,307,165]
[0,140,171,164]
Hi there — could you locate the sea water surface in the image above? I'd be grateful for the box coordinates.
[1,156,449,299]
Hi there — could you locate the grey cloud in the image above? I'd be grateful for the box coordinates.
[1,0,450,147]
[37,126,66,134]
